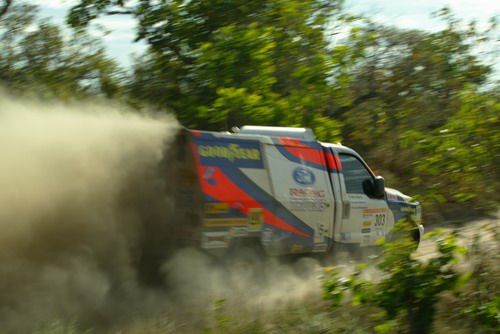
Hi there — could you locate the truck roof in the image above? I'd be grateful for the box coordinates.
[189,126,359,156]
[188,126,370,172]
[320,142,357,155]
[237,125,316,141]
[235,126,357,154]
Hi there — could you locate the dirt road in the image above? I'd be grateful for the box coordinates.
[415,213,499,261]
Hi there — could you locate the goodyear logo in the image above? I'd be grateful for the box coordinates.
[198,144,260,161]
[197,139,263,169]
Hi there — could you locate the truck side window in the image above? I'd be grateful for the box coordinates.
[339,154,372,194]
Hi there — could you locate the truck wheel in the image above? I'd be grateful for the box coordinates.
[391,218,421,252]
[323,241,352,265]
[225,239,265,278]
[292,257,321,279]
[411,228,420,250]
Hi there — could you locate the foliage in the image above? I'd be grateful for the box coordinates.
[0,2,122,99]
[323,221,469,334]
[334,12,499,220]
[435,223,500,333]
[34,321,89,334]
[67,0,350,140]
[204,300,374,334]
[400,88,500,218]
[2,0,498,220]
[32,224,498,333]
[66,0,499,220]
[1,3,498,332]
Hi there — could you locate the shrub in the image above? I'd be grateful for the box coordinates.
[323,220,469,334]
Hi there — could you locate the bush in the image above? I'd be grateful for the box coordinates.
[323,220,469,334]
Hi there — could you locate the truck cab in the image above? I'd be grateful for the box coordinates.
[167,126,424,257]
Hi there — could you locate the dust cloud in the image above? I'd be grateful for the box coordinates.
[0,94,324,333]
[0,94,179,332]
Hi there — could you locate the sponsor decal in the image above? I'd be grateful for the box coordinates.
[262,228,273,244]
[248,208,264,228]
[363,220,372,227]
[313,243,328,252]
[316,223,326,241]
[203,166,216,185]
[374,213,386,227]
[205,202,229,214]
[202,232,229,248]
[292,167,316,185]
[363,208,387,227]
[362,228,371,234]
[203,218,248,227]
[289,188,325,198]
[290,244,304,253]
[289,200,329,211]
[229,227,249,237]
[203,208,263,228]
[197,139,263,168]
[363,208,388,215]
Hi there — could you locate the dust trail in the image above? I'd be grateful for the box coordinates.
[0,94,326,333]
[0,94,179,332]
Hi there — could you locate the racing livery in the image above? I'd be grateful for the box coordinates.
[170,126,424,256]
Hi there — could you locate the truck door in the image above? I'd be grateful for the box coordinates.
[265,140,335,253]
[337,153,390,246]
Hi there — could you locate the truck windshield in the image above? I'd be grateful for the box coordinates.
[339,154,372,194]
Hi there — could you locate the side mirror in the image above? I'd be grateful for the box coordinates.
[373,176,385,198]
[362,176,385,199]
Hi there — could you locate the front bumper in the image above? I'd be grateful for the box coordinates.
[418,224,424,241]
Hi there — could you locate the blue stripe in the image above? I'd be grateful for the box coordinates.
[220,167,314,238]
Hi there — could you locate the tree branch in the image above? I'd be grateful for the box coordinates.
[0,0,12,19]
[105,10,133,15]
[328,91,378,117]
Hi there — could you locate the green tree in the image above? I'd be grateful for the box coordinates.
[68,0,350,140]
[68,1,499,219]
[0,1,122,99]
[401,87,500,217]
[333,12,498,219]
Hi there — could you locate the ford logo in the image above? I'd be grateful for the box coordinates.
[293,167,315,185]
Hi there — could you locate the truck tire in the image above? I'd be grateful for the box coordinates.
[389,219,421,253]
[323,241,354,265]
[225,238,266,278]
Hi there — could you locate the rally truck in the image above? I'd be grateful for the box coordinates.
[164,125,424,257]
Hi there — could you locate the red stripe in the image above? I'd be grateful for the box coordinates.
[190,130,201,137]
[190,139,310,238]
[278,137,309,148]
[201,166,310,238]
[335,156,342,171]
[324,150,342,171]
[278,138,326,167]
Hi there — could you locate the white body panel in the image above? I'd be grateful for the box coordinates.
[263,144,334,252]
[189,126,422,255]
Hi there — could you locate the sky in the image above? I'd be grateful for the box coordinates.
[33,0,499,68]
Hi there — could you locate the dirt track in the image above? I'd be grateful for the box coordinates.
[415,213,499,261]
